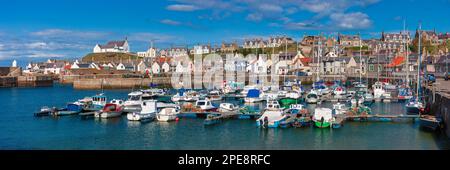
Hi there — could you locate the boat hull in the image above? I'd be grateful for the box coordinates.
[97,112,122,119]
[406,106,420,115]
[314,121,331,128]
[127,113,155,121]
[156,114,178,122]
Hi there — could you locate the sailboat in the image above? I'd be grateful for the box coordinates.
[406,23,424,115]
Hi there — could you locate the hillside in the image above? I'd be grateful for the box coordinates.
[82,53,142,63]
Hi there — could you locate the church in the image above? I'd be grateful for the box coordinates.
[93,39,130,53]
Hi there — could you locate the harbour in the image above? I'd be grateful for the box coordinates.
[1,83,449,150]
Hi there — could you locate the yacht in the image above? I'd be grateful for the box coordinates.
[208,90,223,101]
[195,98,217,111]
[123,91,144,112]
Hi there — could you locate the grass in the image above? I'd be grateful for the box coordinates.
[82,53,142,63]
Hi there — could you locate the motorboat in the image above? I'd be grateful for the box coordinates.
[244,89,264,103]
[127,100,157,121]
[54,103,83,116]
[34,106,58,117]
[383,82,397,90]
[405,98,424,115]
[419,115,442,131]
[95,99,124,119]
[142,88,166,97]
[208,90,223,101]
[363,93,374,105]
[398,87,413,101]
[305,91,319,104]
[333,86,346,96]
[382,93,392,103]
[312,108,333,128]
[265,100,282,111]
[256,109,288,128]
[218,103,239,112]
[123,91,144,112]
[157,106,181,122]
[195,98,217,111]
[285,91,301,99]
[332,103,348,115]
[238,85,259,97]
[278,98,299,109]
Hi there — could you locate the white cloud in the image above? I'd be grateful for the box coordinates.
[160,19,182,26]
[127,33,177,43]
[31,29,109,40]
[166,4,200,11]
[329,12,373,30]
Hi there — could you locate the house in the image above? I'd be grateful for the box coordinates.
[93,39,130,53]
[192,45,211,55]
[275,60,290,75]
[338,34,362,47]
[137,61,148,73]
[221,42,238,53]
[243,39,267,49]
[116,63,126,70]
[151,62,161,74]
[415,30,440,45]
[435,55,450,73]
[267,36,294,48]
[44,62,66,74]
[161,62,170,73]
[381,32,411,43]
[89,63,100,70]
[438,33,450,44]
[168,47,189,57]
[137,47,157,58]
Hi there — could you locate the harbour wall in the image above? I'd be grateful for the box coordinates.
[425,79,450,138]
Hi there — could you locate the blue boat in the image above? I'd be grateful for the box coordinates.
[55,103,83,116]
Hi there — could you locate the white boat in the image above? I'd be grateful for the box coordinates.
[238,85,259,97]
[265,100,282,111]
[306,91,319,104]
[285,91,301,99]
[332,103,348,115]
[364,93,374,104]
[256,109,287,128]
[142,88,166,97]
[277,90,288,98]
[208,90,223,101]
[350,97,364,107]
[244,89,264,103]
[127,100,157,121]
[264,92,279,101]
[382,93,392,103]
[157,106,180,122]
[123,91,144,112]
[95,99,124,119]
[372,82,385,100]
[195,98,217,111]
[219,103,239,112]
[383,82,397,90]
[333,86,346,96]
[312,108,333,128]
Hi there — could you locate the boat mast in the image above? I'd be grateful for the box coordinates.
[417,23,422,100]
[377,45,380,82]
[359,33,363,84]
[405,20,410,86]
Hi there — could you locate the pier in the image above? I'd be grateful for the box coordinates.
[425,78,450,138]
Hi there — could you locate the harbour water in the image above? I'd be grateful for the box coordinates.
[1,84,449,150]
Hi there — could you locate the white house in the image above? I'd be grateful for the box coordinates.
[93,39,130,53]
[12,60,17,68]
[116,63,126,70]
[192,45,210,55]
[161,62,170,73]
[152,62,161,74]
[137,61,148,73]
[137,47,156,58]
[89,63,100,70]
[275,60,290,75]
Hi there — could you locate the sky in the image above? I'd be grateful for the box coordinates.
[0,0,450,66]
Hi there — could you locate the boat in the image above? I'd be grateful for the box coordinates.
[123,91,144,112]
[382,93,392,103]
[195,98,217,111]
[405,98,423,114]
[398,87,413,101]
[95,99,124,119]
[157,106,180,122]
[419,115,442,131]
[305,91,319,104]
[208,90,223,101]
[332,103,348,115]
[363,93,374,105]
[278,98,298,109]
[127,100,157,121]
[256,109,288,128]
[218,103,239,112]
[265,100,282,111]
[142,88,166,97]
[54,103,83,116]
[34,106,58,117]
[372,82,385,101]
[237,85,259,98]
[312,108,333,128]
[244,89,264,103]
[204,113,222,126]
[383,82,397,90]
[333,86,346,96]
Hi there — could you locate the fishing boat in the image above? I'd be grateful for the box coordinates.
[54,103,83,116]
[265,100,282,111]
[419,115,442,131]
[95,99,124,119]
[127,100,157,121]
[218,103,239,112]
[195,98,217,112]
[256,109,288,128]
[123,91,144,112]
[398,86,413,101]
[208,90,223,101]
[244,89,264,103]
[312,108,333,128]
[305,91,319,104]
[372,82,385,101]
[332,103,348,115]
[278,98,298,109]
[157,106,180,122]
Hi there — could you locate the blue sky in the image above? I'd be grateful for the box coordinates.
[1,0,450,66]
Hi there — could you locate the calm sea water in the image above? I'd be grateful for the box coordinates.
[0,84,449,150]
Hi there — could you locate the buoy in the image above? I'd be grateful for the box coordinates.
[175,117,180,121]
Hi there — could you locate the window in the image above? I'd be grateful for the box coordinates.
[369,65,374,71]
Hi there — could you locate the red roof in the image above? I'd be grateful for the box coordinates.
[300,57,312,64]
[387,56,405,67]
[64,64,71,70]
